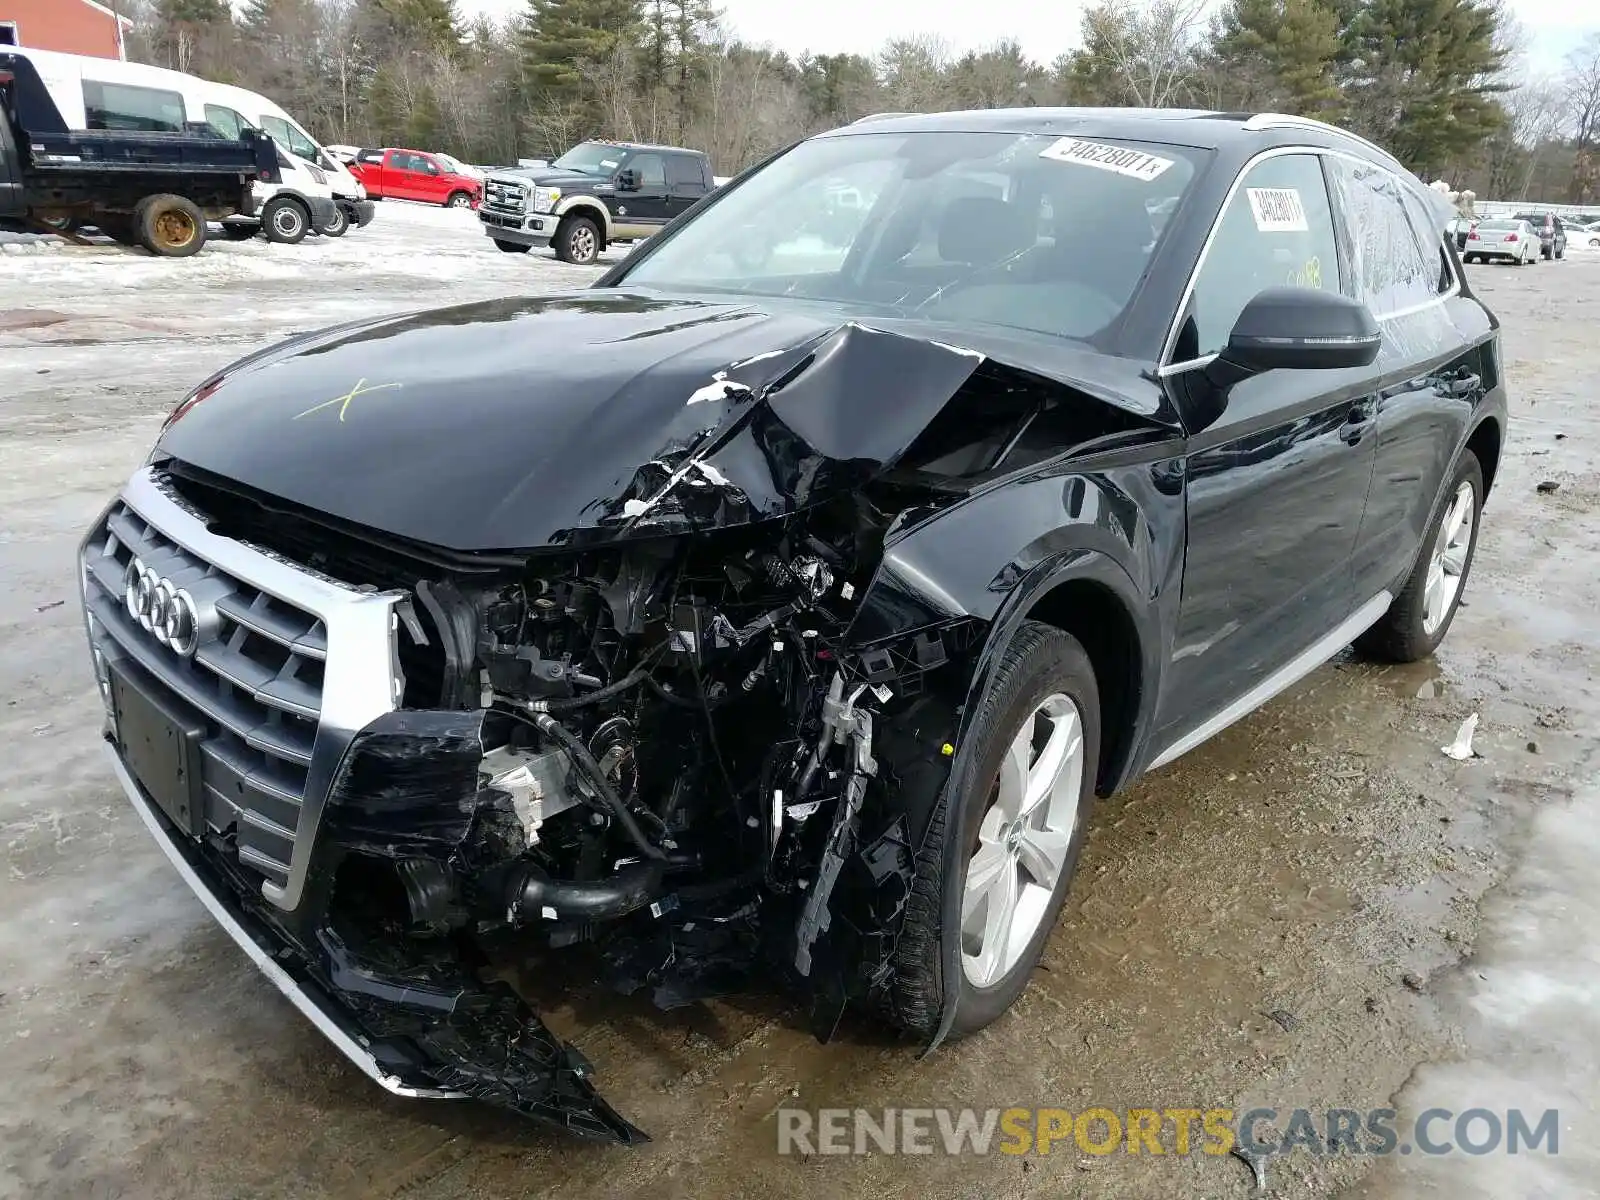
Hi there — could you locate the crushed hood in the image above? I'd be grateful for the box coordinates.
[155,292,1171,552]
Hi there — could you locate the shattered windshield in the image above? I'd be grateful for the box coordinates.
[619,131,1206,343]
[552,142,625,175]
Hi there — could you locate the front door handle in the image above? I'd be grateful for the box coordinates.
[1339,402,1375,445]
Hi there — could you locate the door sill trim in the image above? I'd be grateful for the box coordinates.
[1147,590,1393,772]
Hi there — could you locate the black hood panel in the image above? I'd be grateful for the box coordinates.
[155,292,1167,551]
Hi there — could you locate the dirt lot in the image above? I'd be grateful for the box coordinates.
[1,205,1597,1200]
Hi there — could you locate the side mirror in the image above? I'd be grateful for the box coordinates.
[616,168,639,191]
[1213,287,1381,383]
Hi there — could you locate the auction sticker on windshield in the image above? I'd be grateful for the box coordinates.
[1038,137,1174,181]
[1247,187,1310,232]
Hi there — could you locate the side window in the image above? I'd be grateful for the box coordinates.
[1398,188,1453,295]
[83,81,185,133]
[359,148,383,165]
[260,116,318,161]
[1326,157,1436,317]
[204,104,249,140]
[665,154,702,188]
[417,154,440,175]
[384,149,406,169]
[1185,153,1342,359]
[630,153,666,188]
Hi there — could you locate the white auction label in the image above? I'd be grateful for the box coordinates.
[1247,187,1310,232]
[1038,137,1175,182]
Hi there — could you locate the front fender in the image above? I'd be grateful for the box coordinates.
[555,196,611,237]
[846,463,1184,1055]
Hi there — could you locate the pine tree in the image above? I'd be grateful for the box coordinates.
[520,0,643,98]
[1210,0,1343,119]
[1339,0,1509,175]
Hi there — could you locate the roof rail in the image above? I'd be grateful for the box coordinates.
[1242,112,1399,165]
[851,112,920,124]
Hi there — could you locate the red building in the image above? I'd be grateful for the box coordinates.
[0,0,133,61]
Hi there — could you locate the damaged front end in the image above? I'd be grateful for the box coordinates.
[84,308,1170,1142]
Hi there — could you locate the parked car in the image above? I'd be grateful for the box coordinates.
[478,139,715,262]
[1510,210,1566,259]
[1577,221,1600,248]
[1445,216,1475,250]
[349,147,482,207]
[78,108,1505,1142]
[1463,218,1540,265]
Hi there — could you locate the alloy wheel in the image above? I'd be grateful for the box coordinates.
[1422,480,1475,636]
[570,224,597,262]
[960,693,1084,987]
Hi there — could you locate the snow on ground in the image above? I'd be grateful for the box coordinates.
[0,199,620,393]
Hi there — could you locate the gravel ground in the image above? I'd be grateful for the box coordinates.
[1,205,1597,1199]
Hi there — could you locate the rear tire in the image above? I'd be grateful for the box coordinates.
[1355,452,1484,663]
[888,621,1100,1040]
[262,196,310,244]
[133,194,206,257]
[554,214,600,264]
[493,239,531,253]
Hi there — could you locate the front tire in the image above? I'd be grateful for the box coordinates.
[1356,451,1484,663]
[889,621,1099,1039]
[554,214,600,264]
[446,191,473,209]
[262,196,309,244]
[320,204,349,237]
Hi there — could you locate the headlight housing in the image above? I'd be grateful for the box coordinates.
[532,186,561,213]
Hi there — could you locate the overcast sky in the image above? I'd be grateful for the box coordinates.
[455,0,1595,77]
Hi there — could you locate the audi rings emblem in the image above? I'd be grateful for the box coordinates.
[123,559,200,658]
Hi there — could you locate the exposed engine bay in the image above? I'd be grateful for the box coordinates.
[157,462,998,1142]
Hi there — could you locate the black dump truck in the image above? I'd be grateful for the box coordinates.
[0,52,271,257]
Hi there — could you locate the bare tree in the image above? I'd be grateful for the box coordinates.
[1566,36,1600,202]
[1077,0,1208,108]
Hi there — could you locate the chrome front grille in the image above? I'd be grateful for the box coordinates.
[81,467,405,911]
[482,178,527,215]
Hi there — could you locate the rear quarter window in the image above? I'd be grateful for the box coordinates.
[83,81,186,133]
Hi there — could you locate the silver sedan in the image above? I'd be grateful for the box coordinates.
[1463,218,1540,265]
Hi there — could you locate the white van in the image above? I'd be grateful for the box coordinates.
[11,46,363,242]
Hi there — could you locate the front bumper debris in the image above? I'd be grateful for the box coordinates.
[106,743,647,1143]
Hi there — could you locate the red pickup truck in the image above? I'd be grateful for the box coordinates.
[349,148,482,208]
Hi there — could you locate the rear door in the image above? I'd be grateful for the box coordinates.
[1329,157,1488,606]
[1156,150,1379,748]
[665,152,706,220]
[382,149,420,200]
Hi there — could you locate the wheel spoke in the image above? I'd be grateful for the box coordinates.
[970,858,1020,985]
[1022,710,1077,816]
[964,840,1009,904]
[996,724,1031,820]
[1016,827,1071,891]
[1444,491,1470,545]
[1441,544,1468,575]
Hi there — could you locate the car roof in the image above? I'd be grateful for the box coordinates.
[585,138,699,155]
[825,108,1405,169]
